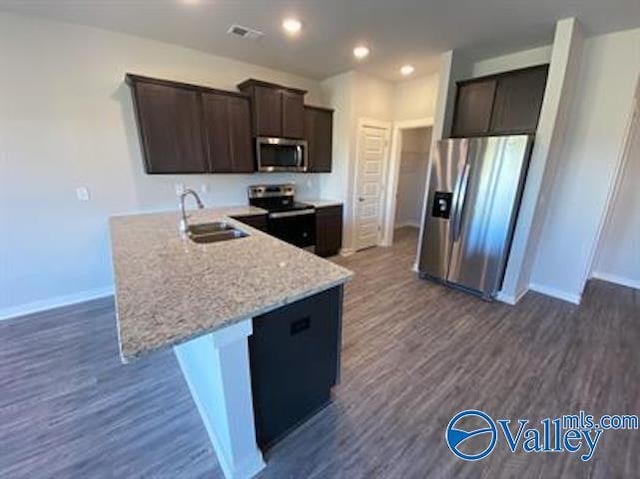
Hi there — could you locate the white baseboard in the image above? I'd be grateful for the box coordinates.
[591,271,640,291]
[394,221,420,229]
[495,286,529,305]
[0,286,115,322]
[529,283,581,305]
[339,248,356,257]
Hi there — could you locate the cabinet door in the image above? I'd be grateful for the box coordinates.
[201,93,231,172]
[249,286,342,448]
[305,107,333,172]
[489,66,548,134]
[281,89,305,139]
[202,93,254,173]
[253,85,282,137]
[451,79,497,138]
[132,82,208,173]
[316,205,343,257]
[227,96,254,172]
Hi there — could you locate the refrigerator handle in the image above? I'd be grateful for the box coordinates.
[453,163,471,242]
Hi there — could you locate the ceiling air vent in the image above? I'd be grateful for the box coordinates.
[227,24,264,40]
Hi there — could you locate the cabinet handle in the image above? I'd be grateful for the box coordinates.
[290,317,310,335]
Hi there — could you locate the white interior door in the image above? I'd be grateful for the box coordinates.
[354,123,390,250]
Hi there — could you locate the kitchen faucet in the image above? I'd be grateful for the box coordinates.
[179,189,205,234]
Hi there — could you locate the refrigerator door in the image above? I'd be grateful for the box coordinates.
[447,135,532,297]
[418,138,469,280]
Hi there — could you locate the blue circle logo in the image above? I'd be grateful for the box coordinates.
[446,409,497,461]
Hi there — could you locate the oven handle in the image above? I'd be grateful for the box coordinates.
[269,209,315,219]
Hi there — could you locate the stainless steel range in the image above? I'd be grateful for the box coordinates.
[248,184,315,251]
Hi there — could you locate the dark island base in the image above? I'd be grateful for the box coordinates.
[249,286,343,450]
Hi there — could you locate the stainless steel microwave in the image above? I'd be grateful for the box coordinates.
[256,137,308,172]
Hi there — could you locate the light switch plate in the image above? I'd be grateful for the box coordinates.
[175,183,185,196]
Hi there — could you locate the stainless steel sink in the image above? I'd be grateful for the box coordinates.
[186,222,248,244]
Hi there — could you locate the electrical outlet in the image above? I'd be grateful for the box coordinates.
[175,183,185,196]
[76,187,90,201]
[200,184,209,194]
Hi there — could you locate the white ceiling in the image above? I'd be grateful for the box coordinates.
[1,0,638,81]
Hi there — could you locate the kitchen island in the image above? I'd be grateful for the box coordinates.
[109,207,353,479]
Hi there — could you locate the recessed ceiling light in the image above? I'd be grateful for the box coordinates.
[282,17,302,35]
[353,45,370,60]
[400,64,415,76]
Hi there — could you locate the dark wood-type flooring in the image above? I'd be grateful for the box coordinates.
[1,227,638,478]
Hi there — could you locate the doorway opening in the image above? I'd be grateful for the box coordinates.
[382,119,434,247]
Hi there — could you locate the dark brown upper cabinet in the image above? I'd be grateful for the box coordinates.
[451,79,497,138]
[304,106,334,173]
[281,89,305,139]
[489,65,549,134]
[451,64,549,138]
[126,74,255,174]
[251,85,282,137]
[238,79,306,139]
[127,75,208,173]
[202,92,254,173]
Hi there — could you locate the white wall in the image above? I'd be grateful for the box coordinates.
[499,18,585,304]
[531,27,640,299]
[352,72,396,122]
[415,20,589,304]
[471,45,552,77]
[394,74,439,121]
[395,127,432,228]
[0,12,328,317]
[319,72,355,206]
[321,71,396,252]
[593,101,640,289]
[322,70,441,252]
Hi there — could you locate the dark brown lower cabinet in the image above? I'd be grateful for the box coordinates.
[315,205,343,257]
[230,213,268,232]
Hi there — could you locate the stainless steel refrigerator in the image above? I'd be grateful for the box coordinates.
[418,135,533,299]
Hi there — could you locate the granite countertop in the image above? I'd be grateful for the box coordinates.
[299,199,343,208]
[109,206,353,362]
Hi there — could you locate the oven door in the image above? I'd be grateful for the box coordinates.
[257,138,307,172]
[268,209,316,250]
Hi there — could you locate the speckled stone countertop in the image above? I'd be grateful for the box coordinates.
[109,206,353,362]
[299,199,343,208]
